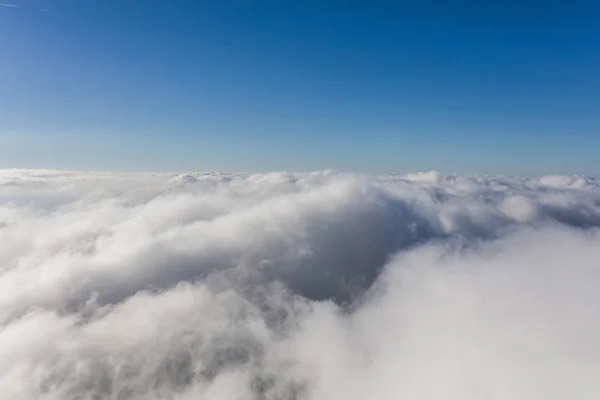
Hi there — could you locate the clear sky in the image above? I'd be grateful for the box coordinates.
[1,1,599,174]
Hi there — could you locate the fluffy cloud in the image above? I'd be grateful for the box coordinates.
[1,169,600,399]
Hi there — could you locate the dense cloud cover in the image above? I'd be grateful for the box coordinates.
[1,169,600,399]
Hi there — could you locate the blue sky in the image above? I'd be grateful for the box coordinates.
[1,1,599,174]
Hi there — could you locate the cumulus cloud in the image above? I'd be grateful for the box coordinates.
[1,169,600,399]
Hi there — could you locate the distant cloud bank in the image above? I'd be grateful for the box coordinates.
[1,169,600,399]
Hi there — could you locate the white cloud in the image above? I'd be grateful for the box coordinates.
[1,169,600,399]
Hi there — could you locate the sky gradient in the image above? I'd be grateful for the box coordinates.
[1,1,599,174]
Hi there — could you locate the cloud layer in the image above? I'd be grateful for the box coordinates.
[1,169,600,399]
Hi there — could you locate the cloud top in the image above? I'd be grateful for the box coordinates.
[1,169,600,399]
